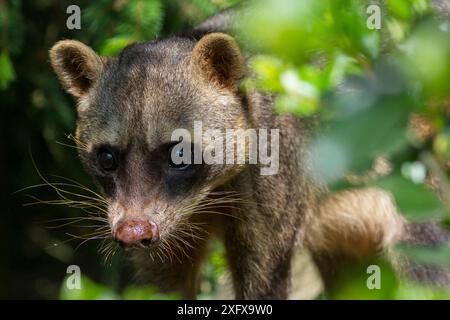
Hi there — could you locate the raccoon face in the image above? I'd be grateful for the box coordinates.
[50,33,246,248]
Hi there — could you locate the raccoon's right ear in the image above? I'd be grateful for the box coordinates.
[49,40,103,98]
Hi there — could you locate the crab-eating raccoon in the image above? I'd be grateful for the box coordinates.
[49,11,450,299]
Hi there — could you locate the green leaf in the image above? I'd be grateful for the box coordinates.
[395,281,450,299]
[329,259,399,300]
[311,97,409,184]
[324,53,359,89]
[100,37,134,56]
[119,0,163,40]
[372,174,448,220]
[122,285,181,300]
[0,52,16,90]
[250,55,284,92]
[59,275,118,300]
[388,0,412,20]
[398,19,450,97]
[275,93,319,116]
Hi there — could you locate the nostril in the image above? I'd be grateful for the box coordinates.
[113,219,159,247]
[140,238,153,247]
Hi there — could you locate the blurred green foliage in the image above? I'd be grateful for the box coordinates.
[58,240,225,300]
[1,0,450,300]
[59,275,181,300]
[239,0,450,299]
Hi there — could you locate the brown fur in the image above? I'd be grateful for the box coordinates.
[305,188,406,288]
[50,32,319,299]
[306,188,406,259]
[306,188,450,290]
[49,13,450,299]
[49,40,104,97]
[191,33,245,92]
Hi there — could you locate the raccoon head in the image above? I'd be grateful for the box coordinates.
[49,33,247,248]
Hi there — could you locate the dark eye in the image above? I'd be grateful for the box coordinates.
[168,144,193,170]
[97,148,118,172]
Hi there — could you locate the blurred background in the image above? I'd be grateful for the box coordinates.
[1,0,450,299]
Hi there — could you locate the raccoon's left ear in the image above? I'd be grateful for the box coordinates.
[49,40,103,98]
[191,33,245,92]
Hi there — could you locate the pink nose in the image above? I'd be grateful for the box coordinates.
[113,219,159,247]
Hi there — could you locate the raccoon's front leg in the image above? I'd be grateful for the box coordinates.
[224,218,297,299]
[224,207,298,299]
